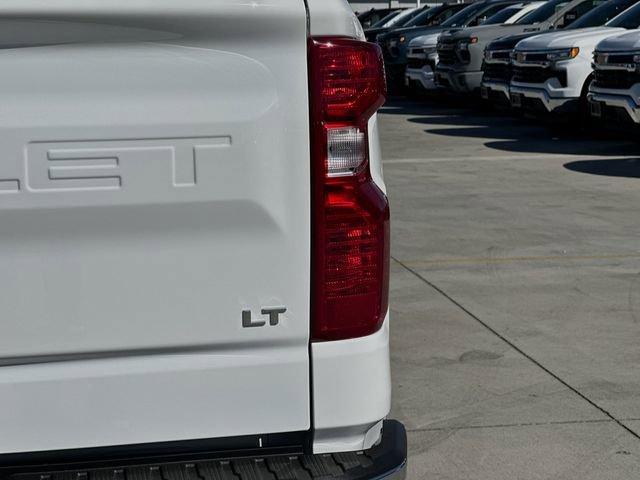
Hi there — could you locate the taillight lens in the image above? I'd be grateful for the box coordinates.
[309,37,389,342]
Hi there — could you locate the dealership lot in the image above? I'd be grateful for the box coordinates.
[380,99,640,478]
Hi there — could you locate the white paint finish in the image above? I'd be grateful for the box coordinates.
[313,421,385,455]
[0,349,309,454]
[0,0,311,452]
[307,0,365,38]
[595,28,640,51]
[312,315,392,453]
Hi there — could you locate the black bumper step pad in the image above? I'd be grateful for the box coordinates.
[5,422,406,480]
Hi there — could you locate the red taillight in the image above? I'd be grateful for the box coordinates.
[309,37,389,342]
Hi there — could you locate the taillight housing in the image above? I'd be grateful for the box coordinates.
[309,37,390,342]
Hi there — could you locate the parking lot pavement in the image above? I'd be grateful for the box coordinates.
[380,99,640,479]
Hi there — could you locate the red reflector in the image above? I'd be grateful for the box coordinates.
[309,37,389,342]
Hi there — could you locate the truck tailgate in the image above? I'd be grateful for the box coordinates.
[0,0,311,453]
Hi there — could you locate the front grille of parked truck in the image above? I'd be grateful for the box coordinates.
[592,51,640,90]
[482,49,513,83]
[483,63,512,82]
[407,47,430,69]
[512,50,569,87]
[513,66,553,83]
[594,69,640,89]
[437,40,458,65]
[407,57,426,69]
[486,50,512,62]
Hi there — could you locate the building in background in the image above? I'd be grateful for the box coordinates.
[349,1,457,14]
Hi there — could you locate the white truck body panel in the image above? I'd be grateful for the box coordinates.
[307,0,365,39]
[312,315,391,454]
[0,0,312,453]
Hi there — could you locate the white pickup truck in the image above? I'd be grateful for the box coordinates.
[589,29,640,126]
[510,0,640,117]
[405,2,544,94]
[0,1,405,479]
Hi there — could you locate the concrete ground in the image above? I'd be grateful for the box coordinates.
[379,99,640,479]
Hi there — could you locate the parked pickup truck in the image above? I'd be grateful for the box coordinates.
[481,0,640,107]
[510,0,640,117]
[589,27,640,126]
[0,1,405,480]
[436,0,603,95]
[378,0,525,90]
[405,2,544,94]
[482,32,537,105]
[364,6,426,42]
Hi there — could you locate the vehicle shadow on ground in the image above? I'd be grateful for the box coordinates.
[386,97,639,158]
[564,158,640,178]
[380,101,471,118]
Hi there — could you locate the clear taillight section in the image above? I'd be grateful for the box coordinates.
[327,126,366,177]
[308,37,389,342]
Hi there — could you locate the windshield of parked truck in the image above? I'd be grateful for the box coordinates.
[517,0,570,23]
[405,6,444,26]
[441,2,487,27]
[569,0,639,28]
[484,5,526,24]
[404,6,441,26]
[607,0,640,27]
[381,7,423,27]
[371,11,402,28]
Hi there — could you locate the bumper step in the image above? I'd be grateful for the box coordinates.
[3,422,406,480]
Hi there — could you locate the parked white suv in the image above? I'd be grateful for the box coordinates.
[589,30,640,125]
[0,0,405,479]
[511,0,640,116]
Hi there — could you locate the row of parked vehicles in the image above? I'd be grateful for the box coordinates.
[359,0,640,130]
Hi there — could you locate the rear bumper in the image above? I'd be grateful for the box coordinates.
[1,420,407,480]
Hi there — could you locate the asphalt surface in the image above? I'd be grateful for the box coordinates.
[380,99,640,479]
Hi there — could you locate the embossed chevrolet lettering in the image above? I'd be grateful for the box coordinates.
[0,136,231,193]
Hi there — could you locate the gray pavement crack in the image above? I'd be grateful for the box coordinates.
[408,418,640,433]
[392,256,640,442]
